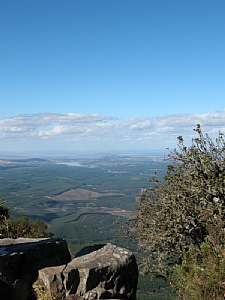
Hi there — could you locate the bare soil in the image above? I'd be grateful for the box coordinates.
[51,188,124,201]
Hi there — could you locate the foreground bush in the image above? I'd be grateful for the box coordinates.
[128,125,225,277]
[170,239,225,300]
[128,125,225,298]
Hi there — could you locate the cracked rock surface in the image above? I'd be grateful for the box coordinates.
[0,239,138,300]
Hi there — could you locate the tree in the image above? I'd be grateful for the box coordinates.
[0,197,10,219]
[12,216,53,238]
[128,125,225,278]
[0,198,52,239]
[0,197,12,238]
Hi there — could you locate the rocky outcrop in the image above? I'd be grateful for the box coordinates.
[0,238,71,300]
[0,239,138,300]
[38,243,138,300]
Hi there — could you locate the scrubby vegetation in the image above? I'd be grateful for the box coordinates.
[129,125,225,299]
[32,280,57,300]
[0,197,52,238]
[170,240,225,300]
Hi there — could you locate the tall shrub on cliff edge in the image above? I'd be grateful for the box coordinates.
[128,125,225,278]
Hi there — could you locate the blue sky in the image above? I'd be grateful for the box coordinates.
[1,0,225,155]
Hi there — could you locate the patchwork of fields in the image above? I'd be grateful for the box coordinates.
[0,155,168,245]
[0,155,174,299]
[0,156,167,239]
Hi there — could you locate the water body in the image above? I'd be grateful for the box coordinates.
[57,162,96,168]
[56,161,118,173]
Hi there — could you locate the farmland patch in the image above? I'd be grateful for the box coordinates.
[51,188,124,200]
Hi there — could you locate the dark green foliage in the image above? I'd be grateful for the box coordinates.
[11,216,52,238]
[0,197,10,220]
[0,198,52,239]
[50,212,122,246]
[170,239,225,300]
[138,275,172,294]
[0,197,11,238]
[129,125,225,278]
[137,274,175,300]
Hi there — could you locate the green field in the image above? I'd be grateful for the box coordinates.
[0,155,174,298]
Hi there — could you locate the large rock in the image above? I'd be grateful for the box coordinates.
[37,264,80,299]
[0,239,138,300]
[0,237,71,300]
[38,243,138,300]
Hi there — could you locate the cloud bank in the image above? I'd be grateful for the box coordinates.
[1,110,225,154]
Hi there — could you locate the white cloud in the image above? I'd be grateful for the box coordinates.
[1,110,225,154]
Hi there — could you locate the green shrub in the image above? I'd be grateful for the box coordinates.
[170,239,225,300]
